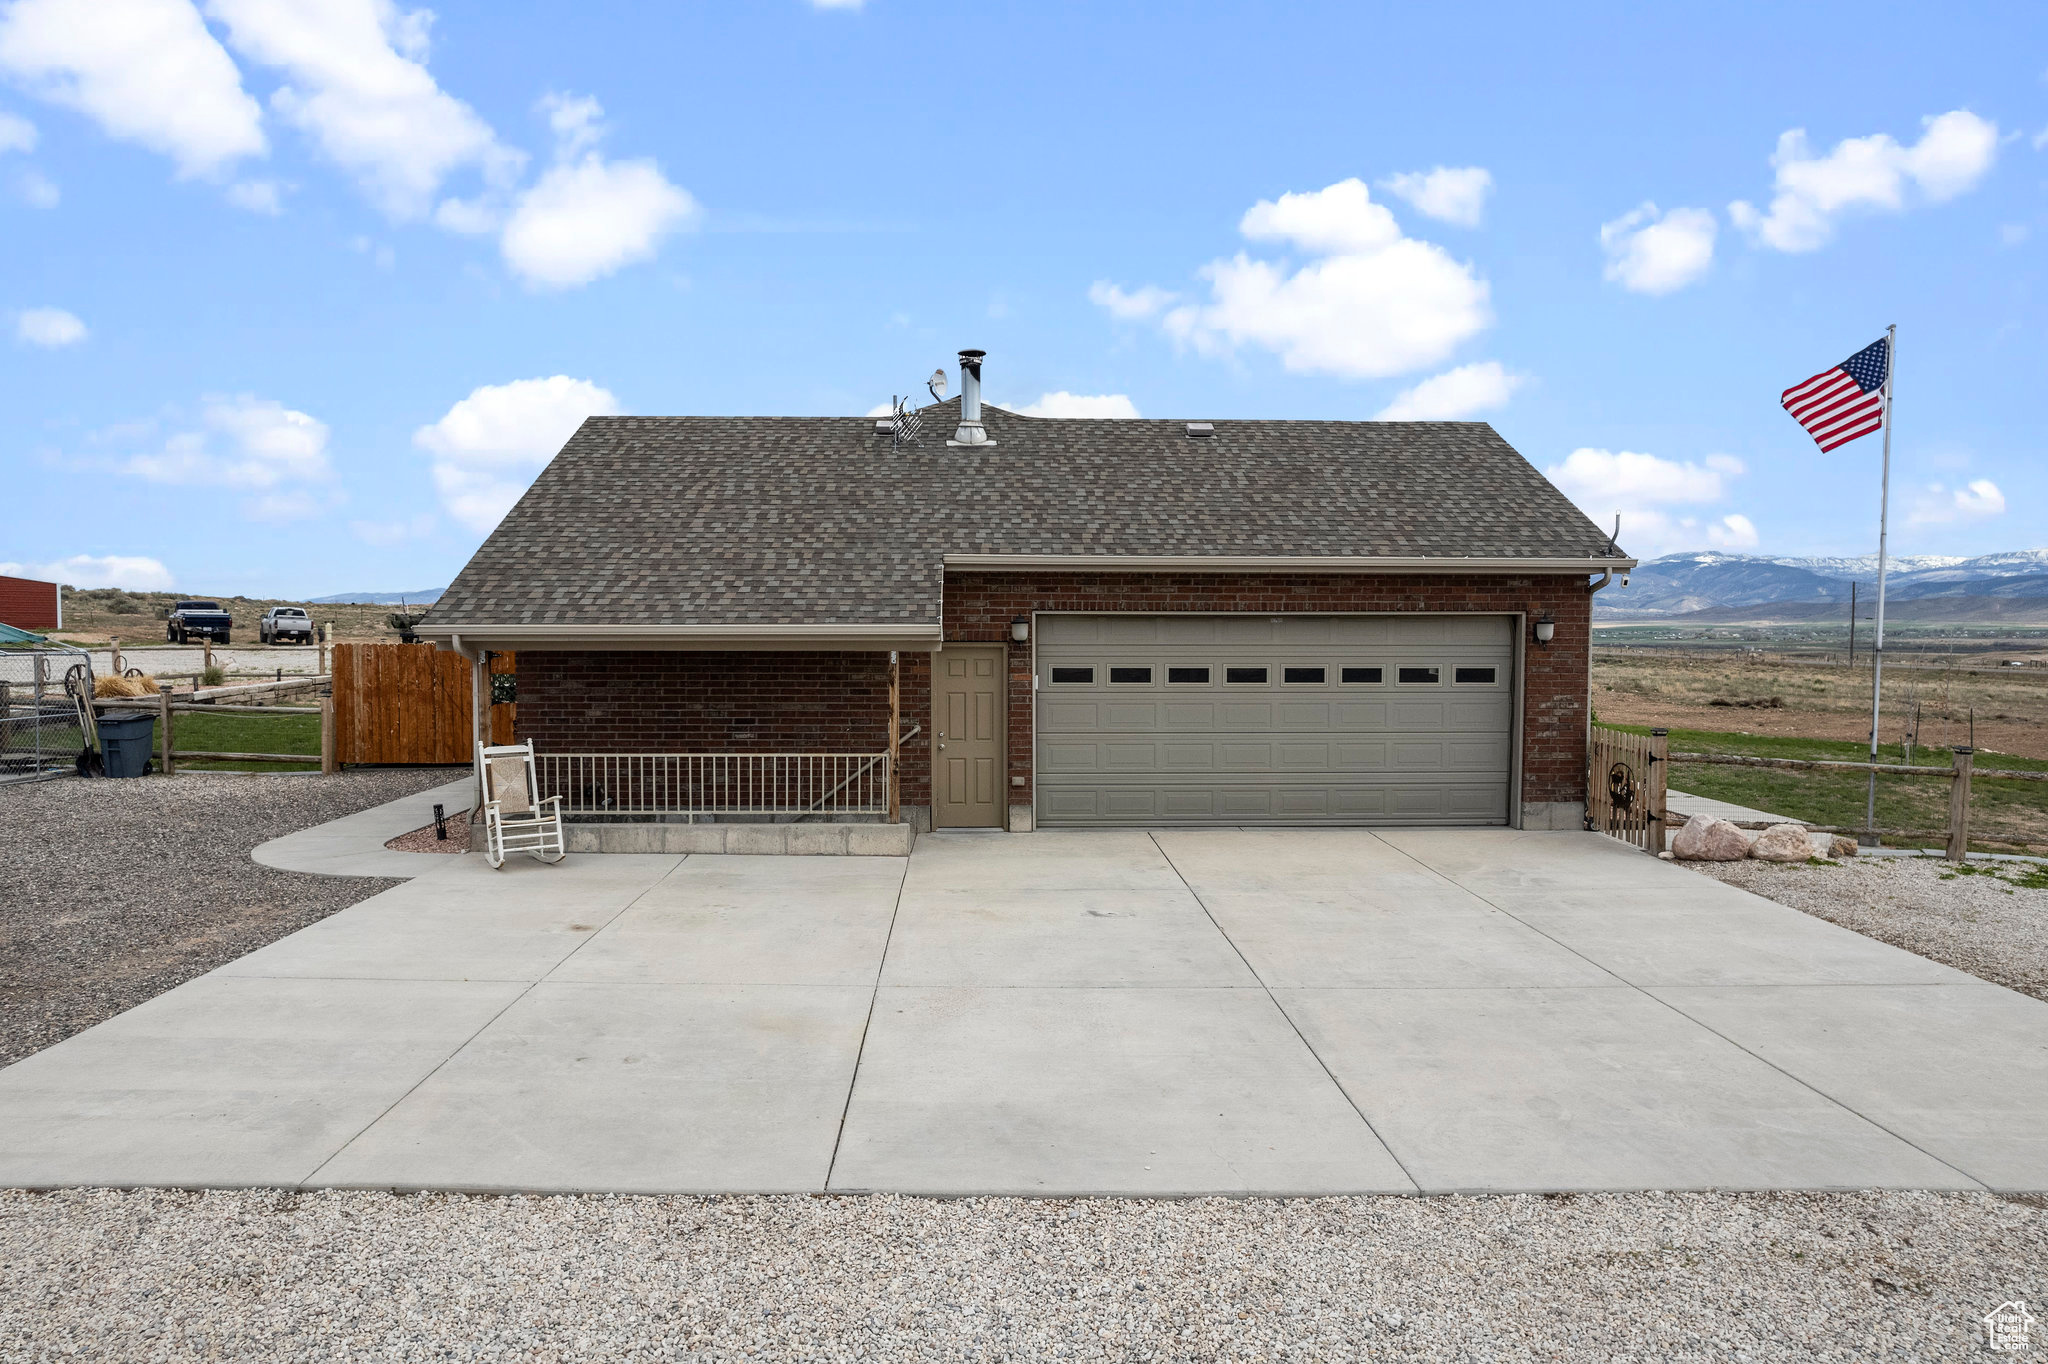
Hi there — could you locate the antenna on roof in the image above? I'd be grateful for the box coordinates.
[927,369,948,403]
[1603,513,1622,557]
[890,394,926,451]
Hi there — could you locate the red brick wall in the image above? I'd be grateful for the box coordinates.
[942,571,1594,809]
[512,572,1593,819]
[515,650,933,806]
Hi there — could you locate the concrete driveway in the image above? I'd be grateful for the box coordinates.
[3,828,2045,1195]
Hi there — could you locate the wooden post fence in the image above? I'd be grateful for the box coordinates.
[157,683,174,776]
[888,650,901,825]
[1947,746,1973,862]
[320,696,337,775]
[1647,727,1669,853]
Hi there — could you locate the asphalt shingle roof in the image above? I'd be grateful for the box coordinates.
[431,403,1620,627]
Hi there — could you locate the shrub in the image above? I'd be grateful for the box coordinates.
[201,664,227,687]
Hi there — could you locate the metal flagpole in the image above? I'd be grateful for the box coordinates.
[1864,323,1897,838]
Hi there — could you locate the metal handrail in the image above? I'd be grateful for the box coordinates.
[535,751,892,820]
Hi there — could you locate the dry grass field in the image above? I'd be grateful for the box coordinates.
[1596,647,2048,852]
[1594,648,2048,761]
[44,589,427,648]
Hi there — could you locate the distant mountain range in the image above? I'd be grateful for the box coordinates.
[1598,550,2048,622]
[306,588,445,605]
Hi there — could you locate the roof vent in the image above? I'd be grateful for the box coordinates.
[948,349,994,447]
[1185,422,1214,438]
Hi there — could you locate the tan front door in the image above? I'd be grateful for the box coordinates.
[931,645,1005,828]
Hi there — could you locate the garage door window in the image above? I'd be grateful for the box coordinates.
[1282,666,1326,684]
[1453,666,1498,684]
[1397,666,1441,685]
[1225,666,1268,684]
[1108,666,1153,685]
[1341,666,1384,684]
[1049,666,1094,684]
[1167,666,1211,684]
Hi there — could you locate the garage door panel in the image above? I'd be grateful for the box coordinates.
[1036,613,1512,827]
[1218,742,1274,771]
[1040,746,1100,774]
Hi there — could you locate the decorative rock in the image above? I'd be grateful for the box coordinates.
[1751,823,1814,862]
[1829,836,1860,858]
[1671,813,1752,861]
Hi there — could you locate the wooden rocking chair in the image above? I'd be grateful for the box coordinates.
[475,740,566,869]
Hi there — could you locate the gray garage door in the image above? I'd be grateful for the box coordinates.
[1035,613,1515,827]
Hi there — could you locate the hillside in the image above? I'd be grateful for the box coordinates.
[45,589,429,645]
[1601,549,2048,621]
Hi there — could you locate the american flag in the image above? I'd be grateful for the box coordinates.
[1781,337,1889,453]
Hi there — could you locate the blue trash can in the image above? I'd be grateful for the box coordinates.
[98,710,156,778]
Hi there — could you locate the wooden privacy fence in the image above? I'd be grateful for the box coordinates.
[331,643,514,765]
[1588,725,1668,851]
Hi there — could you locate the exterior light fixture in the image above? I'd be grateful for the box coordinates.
[1533,612,1556,646]
[1010,615,1030,643]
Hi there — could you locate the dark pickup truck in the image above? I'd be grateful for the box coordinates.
[166,600,233,644]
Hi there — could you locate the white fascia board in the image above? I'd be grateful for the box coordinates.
[413,622,944,652]
[942,554,1639,573]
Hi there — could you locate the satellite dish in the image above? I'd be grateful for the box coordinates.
[927,368,948,402]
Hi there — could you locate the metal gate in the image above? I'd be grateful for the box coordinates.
[1588,724,1667,851]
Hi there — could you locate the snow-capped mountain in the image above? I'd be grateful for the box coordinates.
[1600,550,2048,618]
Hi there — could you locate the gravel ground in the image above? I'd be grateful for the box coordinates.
[2,1188,2042,1361]
[384,810,472,853]
[0,769,454,1067]
[1688,855,2048,1002]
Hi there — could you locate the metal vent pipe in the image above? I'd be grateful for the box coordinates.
[951,349,990,446]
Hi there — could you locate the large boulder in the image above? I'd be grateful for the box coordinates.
[1751,823,1814,862]
[1671,814,1752,861]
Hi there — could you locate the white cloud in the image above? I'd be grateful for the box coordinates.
[351,512,436,546]
[15,306,85,346]
[1547,447,1737,505]
[122,396,332,500]
[498,93,696,289]
[1599,202,1716,294]
[0,553,173,590]
[1380,166,1492,227]
[1088,280,1177,321]
[1002,392,1142,419]
[18,166,57,206]
[538,90,603,158]
[1546,447,1757,557]
[0,109,34,152]
[864,401,898,418]
[1375,361,1521,420]
[1909,478,2006,526]
[245,488,324,520]
[1137,178,1490,380]
[502,155,695,288]
[1730,110,1999,252]
[415,375,621,533]
[225,178,284,214]
[1708,513,1758,549]
[0,0,264,176]
[205,0,517,219]
[1238,177,1400,255]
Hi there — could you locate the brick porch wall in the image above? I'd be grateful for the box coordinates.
[941,571,1595,811]
[515,650,933,807]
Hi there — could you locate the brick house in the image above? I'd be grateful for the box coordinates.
[420,352,1633,834]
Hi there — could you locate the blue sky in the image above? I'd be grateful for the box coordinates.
[2,0,2043,597]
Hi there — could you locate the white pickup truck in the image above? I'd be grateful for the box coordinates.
[259,606,314,645]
